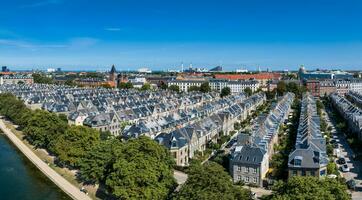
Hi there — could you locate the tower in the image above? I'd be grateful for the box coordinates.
[109,65,116,83]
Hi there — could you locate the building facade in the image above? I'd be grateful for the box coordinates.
[288,93,328,178]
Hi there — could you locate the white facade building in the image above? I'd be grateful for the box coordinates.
[167,80,204,92]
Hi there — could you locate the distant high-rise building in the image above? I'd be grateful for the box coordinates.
[2,66,9,72]
[57,68,62,72]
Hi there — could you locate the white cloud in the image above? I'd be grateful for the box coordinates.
[104,27,121,32]
[68,37,99,48]
[21,0,63,8]
[0,39,68,49]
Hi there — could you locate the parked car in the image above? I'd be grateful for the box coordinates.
[347,179,356,190]
[327,174,337,179]
[337,157,346,165]
[341,164,350,172]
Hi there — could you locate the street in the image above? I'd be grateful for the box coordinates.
[324,109,362,200]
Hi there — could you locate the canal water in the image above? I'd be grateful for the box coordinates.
[0,134,71,200]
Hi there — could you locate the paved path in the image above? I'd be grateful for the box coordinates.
[243,186,272,199]
[324,109,362,200]
[174,170,188,185]
[0,119,91,200]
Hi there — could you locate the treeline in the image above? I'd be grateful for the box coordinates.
[0,93,176,199]
[173,161,251,200]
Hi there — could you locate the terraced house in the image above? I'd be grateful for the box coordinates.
[288,93,328,178]
[230,92,294,186]
[156,92,266,166]
[0,84,223,137]
[331,92,362,140]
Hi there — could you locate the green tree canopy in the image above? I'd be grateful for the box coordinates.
[199,82,211,93]
[53,126,100,168]
[23,109,68,149]
[270,176,350,200]
[105,136,176,199]
[32,73,54,84]
[78,139,122,184]
[169,85,180,93]
[188,86,200,92]
[141,83,151,91]
[244,87,252,96]
[118,82,133,89]
[276,81,287,96]
[173,161,251,200]
[160,82,168,90]
[220,87,231,98]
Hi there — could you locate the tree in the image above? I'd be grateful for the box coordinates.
[266,89,277,100]
[244,87,252,96]
[220,87,231,98]
[23,109,68,149]
[160,82,168,90]
[105,136,176,199]
[141,83,151,91]
[327,161,339,175]
[199,82,211,93]
[64,79,76,86]
[118,82,133,89]
[270,176,349,200]
[276,81,287,96]
[32,73,54,84]
[173,161,250,200]
[188,86,200,92]
[78,139,122,184]
[53,126,100,168]
[168,85,180,93]
[286,82,300,96]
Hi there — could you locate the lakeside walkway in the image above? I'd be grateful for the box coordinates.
[0,118,92,200]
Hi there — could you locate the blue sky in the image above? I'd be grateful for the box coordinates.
[1,0,362,71]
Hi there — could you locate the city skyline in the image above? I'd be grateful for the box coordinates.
[1,0,362,70]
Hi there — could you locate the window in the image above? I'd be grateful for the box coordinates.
[244,167,248,173]
[320,169,326,176]
[237,175,242,181]
[253,177,257,183]
[292,170,297,176]
[310,171,315,176]
[237,165,242,171]
[302,170,306,176]
[294,156,302,166]
[245,177,249,182]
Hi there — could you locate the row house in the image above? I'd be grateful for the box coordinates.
[0,84,225,136]
[330,93,362,140]
[347,91,362,109]
[229,93,294,186]
[288,93,328,178]
[156,93,266,166]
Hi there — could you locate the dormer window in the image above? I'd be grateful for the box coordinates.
[294,156,303,166]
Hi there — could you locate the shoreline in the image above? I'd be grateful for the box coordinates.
[0,118,91,200]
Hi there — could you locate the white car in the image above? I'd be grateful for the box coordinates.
[341,164,350,172]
